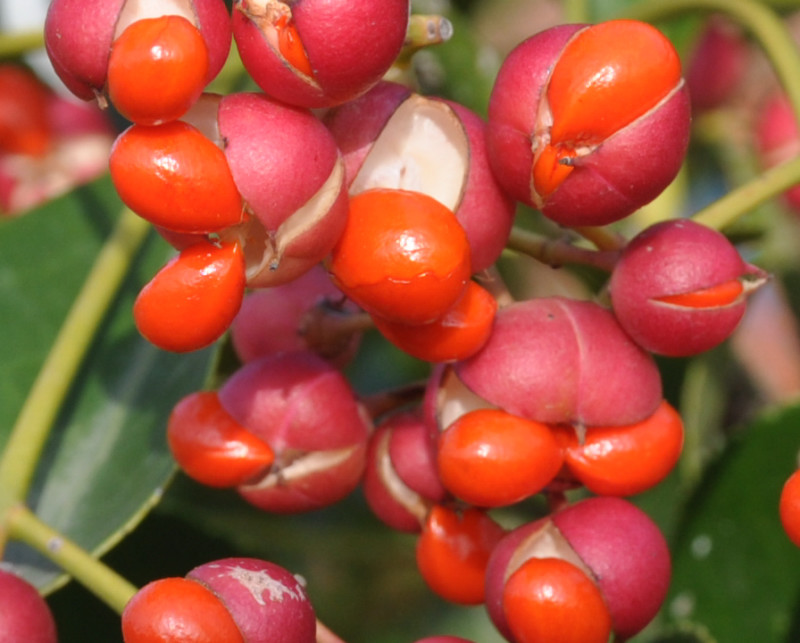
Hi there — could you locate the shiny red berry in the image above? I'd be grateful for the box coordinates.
[502,557,612,643]
[109,120,244,234]
[780,468,800,547]
[167,391,275,488]
[107,15,209,125]
[329,188,472,325]
[133,240,246,353]
[415,505,505,605]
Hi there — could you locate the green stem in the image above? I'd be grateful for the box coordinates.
[0,31,44,58]
[623,0,800,126]
[0,210,150,514]
[394,14,453,68]
[6,504,137,614]
[564,0,591,24]
[506,226,621,271]
[571,225,628,252]
[692,155,800,229]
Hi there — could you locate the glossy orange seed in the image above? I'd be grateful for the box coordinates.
[415,505,505,605]
[654,278,744,308]
[109,120,244,234]
[121,577,245,643]
[329,188,472,325]
[547,20,682,146]
[370,281,497,363]
[437,408,563,507]
[167,391,275,488]
[555,399,684,497]
[531,143,576,199]
[108,15,209,125]
[134,240,246,353]
[780,469,800,548]
[275,14,314,78]
[503,557,612,643]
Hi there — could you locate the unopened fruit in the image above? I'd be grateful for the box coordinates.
[434,297,662,428]
[609,219,767,356]
[0,569,57,643]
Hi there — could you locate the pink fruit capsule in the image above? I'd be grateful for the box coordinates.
[438,297,662,428]
[487,20,690,226]
[232,0,410,108]
[325,82,516,273]
[44,0,231,106]
[609,219,767,356]
[218,351,371,513]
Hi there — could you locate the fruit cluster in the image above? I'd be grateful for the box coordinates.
[0,63,114,215]
[37,1,795,642]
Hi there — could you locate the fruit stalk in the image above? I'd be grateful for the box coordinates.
[399,14,453,58]
[5,504,138,614]
[505,226,620,271]
[692,155,800,230]
[0,31,44,58]
[563,0,590,23]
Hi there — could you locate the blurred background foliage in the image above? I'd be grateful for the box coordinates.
[2,0,800,641]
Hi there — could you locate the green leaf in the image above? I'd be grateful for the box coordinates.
[0,177,215,590]
[665,403,800,642]
[0,177,121,436]
[649,622,718,643]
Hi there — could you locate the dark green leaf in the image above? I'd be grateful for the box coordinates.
[666,404,800,642]
[0,177,215,590]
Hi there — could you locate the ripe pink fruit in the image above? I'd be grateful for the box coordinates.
[325,81,516,272]
[362,410,448,532]
[44,0,231,103]
[486,20,690,227]
[0,569,57,643]
[485,497,670,642]
[609,219,767,356]
[552,497,671,639]
[431,297,662,428]
[187,558,316,643]
[232,0,410,108]
[196,92,349,287]
[218,351,371,513]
